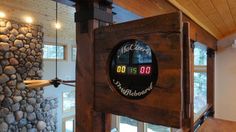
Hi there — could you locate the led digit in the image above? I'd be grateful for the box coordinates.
[121,66,126,73]
[117,66,121,73]
[140,66,145,74]
[145,66,151,74]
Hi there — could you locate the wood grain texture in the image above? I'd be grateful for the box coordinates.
[94,12,183,128]
[182,15,217,50]
[182,22,194,131]
[198,118,236,132]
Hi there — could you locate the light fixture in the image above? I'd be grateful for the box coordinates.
[25,16,33,24]
[24,2,75,89]
[0,11,6,18]
[55,22,61,29]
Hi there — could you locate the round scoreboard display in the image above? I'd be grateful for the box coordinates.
[109,39,158,99]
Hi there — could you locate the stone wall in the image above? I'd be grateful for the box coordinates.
[0,19,57,132]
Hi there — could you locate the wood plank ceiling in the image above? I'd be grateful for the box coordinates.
[114,0,236,39]
[0,0,75,41]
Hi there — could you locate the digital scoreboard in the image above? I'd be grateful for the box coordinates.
[109,39,158,99]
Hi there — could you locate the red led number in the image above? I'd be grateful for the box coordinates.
[139,66,151,75]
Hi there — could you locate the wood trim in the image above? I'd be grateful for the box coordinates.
[168,0,219,39]
[207,49,215,112]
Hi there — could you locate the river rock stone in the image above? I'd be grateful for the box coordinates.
[0,74,9,84]
[0,42,9,51]
[0,108,9,118]
[15,111,23,121]
[4,66,16,74]
[27,98,36,105]
[4,86,12,97]
[26,33,32,38]
[5,113,15,124]
[16,34,25,40]
[13,96,22,102]
[6,21,12,30]
[0,35,9,42]
[9,58,19,65]
[37,121,46,130]
[12,103,20,111]
[19,27,28,34]
[0,27,9,34]
[12,23,19,29]
[27,112,36,121]
[14,40,23,47]
[18,118,27,127]
[0,95,5,102]
[26,105,34,113]
[10,29,19,36]
[16,83,25,90]
[2,97,13,107]
[0,122,8,132]
[5,52,14,58]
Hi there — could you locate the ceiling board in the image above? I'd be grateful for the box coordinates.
[0,0,75,41]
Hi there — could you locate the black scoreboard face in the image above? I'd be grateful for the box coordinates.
[109,39,158,99]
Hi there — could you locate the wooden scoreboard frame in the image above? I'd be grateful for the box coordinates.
[94,12,189,128]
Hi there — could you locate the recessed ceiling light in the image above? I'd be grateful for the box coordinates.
[55,22,61,29]
[0,11,6,18]
[25,16,33,24]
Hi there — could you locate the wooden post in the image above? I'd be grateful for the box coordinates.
[75,0,113,132]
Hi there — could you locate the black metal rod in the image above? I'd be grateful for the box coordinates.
[55,2,58,79]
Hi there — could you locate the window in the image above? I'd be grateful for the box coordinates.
[62,90,75,113]
[193,42,207,120]
[63,116,75,132]
[119,116,138,132]
[71,45,77,61]
[146,123,171,132]
[43,44,66,60]
[113,115,171,132]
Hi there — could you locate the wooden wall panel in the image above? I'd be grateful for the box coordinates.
[94,12,183,128]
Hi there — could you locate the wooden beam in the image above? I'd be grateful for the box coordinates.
[75,0,112,132]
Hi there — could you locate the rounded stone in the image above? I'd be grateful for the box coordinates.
[5,113,15,124]
[2,97,13,107]
[4,66,16,74]
[6,21,12,30]
[26,105,34,113]
[18,118,27,127]
[29,43,36,49]
[12,103,20,112]
[12,23,19,29]
[13,96,23,102]
[9,34,16,41]
[0,27,9,34]
[4,52,14,58]
[15,111,23,121]
[14,40,23,48]
[10,29,19,36]
[0,74,9,84]
[26,33,32,38]
[7,80,17,86]
[0,108,9,118]
[19,27,28,34]
[37,121,46,131]
[28,128,37,132]
[4,86,12,97]
[25,62,32,68]
[0,122,8,132]
[9,58,19,65]
[27,98,36,105]
[27,112,36,121]
[0,42,9,51]
[16,34,25,40]
[16,83,25,90]
[0,95,5,102]
[0,35,9,42]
